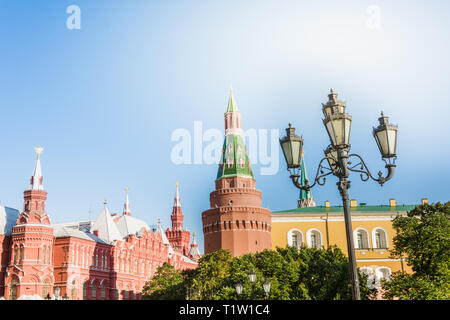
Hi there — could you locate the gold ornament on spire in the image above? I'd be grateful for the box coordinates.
[35,145,44,159]
[175,181,179,187]
[125,187,129,194]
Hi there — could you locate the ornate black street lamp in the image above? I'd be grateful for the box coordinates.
[235,283,243,300]
[249,268,256,299]
[235,270,271,300]
[263,278,271,300]
[279,89,398,300]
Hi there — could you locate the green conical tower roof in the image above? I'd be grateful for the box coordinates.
[299,153,314,201]
[226,88,239,113]
[217,90,254,180]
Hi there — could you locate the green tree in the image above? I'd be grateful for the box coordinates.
[382,202,450,300]
[295,246,373,300]
[141,262,184,300]
[189,249,233,300]
[141,246,374,300]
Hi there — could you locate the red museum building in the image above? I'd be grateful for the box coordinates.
[0,148,200,300]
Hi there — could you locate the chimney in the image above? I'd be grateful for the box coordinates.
[350,199,357,207]
[389,198,397,207]
[93,230,99,237]
[421,198,428,205]
[325,201,330,208]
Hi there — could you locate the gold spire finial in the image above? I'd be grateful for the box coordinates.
[175,181,179,188]
[35,145,44,159]
[157,218,161,225]
[125,187,129,194]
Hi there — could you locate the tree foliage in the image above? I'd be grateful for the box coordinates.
[382,202,450,300]
[141,262,185,300]
[142,246,374,300]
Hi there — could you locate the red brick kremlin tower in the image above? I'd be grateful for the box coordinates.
[165,182,190,256]
[202,90,272,257]
[6,146,55,299]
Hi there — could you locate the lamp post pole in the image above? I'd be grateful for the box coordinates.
[279,89,398,301]
[337,176,360,300]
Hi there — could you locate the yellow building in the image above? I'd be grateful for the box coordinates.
[271,197,426,287]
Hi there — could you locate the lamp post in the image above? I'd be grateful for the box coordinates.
[235,270,271,300]
[279,89,398,300]
[263,278,271,300]
[235,283,243,300]
[248,268,256,299]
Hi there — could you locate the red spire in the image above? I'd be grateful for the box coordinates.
[123,187,131,216]
[171,182,183,230]
[18,146,50,225]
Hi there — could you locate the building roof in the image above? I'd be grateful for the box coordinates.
[156,223,174,254]
[299,154,314,201]
[273,204,417,214]
[31,146,44,190]
[226,89,238,113]
[53,225,107,244]
[92,204,122,244]
[115,214,151,238]
[0,206,20,235]
[216,90,254,180]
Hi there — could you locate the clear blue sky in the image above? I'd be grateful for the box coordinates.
[1,1,449,252]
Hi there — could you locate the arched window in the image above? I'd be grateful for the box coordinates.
[92,281,97,300]
[124,285,130,300]
[287,229,304,249]
[95,254,99,269]
[100,282,106,300]
[83,282,88,300]
[71,281,77,300]
[354,228,370,249]
[9,278,18,300]
[13,245,18,265]
[42,279,50,298]
[134,261,138,275]
[46,247,51,264]
[373,228,388,249]
[359,267,376,289]
[376,267,391,283]
[42,246,46,264]
[19,245,24,264]
[82,250,85,267]
[142,262,145,276]
[306,229,323,248]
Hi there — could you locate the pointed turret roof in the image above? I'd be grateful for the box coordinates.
[217,90,254,180]
[174,181,181,207]
[156,220,174,254]
[189,232,201,259]
[92,201,122,244]
[226,88,239,113]
[123,187,131,216]
[31,146,44,190]
[298,152,316,208]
